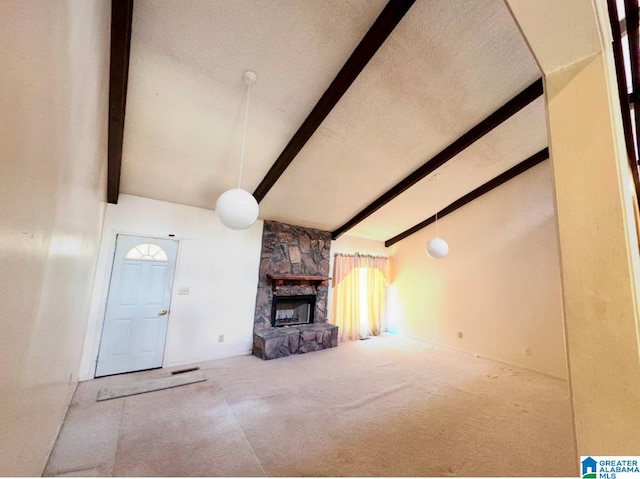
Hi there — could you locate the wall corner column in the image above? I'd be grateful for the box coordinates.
[507,0,640,455]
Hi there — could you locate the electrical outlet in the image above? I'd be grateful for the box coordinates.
[177,286,190,295]
[458,332,463,339]
[525,348,532,356]
[218,334,224,343]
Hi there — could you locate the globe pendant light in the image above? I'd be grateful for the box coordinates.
[426,236,449,259]
[215,71,259,230]
[426,173,449,259]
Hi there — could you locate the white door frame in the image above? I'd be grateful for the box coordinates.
[95,234,178,376]
[80,229,181,380]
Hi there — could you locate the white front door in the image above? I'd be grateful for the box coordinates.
[96,235,178,377]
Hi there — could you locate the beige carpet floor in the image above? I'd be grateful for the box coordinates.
[44,335,577,477]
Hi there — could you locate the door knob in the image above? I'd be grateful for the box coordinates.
[159,310,168,316]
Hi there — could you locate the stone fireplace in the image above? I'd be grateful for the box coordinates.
[252,221,338,360]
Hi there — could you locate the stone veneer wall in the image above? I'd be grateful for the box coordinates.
[253,221,332,332]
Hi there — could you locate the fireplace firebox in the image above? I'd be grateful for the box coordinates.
[271,295,316,327]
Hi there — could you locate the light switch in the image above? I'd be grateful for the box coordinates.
[177,286,190,295]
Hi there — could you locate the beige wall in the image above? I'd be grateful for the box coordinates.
[545,52,640,453]
[330,235,388,257]
[0,1,110,475]
[508,0,640,456]
[388,162,568,379]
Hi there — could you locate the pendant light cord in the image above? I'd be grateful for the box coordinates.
[434,174,439,236]
[238,80,252,189]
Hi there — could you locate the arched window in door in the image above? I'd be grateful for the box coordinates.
[124,242,168,262]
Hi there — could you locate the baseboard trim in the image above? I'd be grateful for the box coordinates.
[42,380,79,475]
[396,333,568,381]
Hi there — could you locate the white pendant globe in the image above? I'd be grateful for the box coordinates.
[426,236,449,259]
[215,188,259,230]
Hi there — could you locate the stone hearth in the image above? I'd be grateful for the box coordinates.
[253,323,338,360]
[252,221,338,360]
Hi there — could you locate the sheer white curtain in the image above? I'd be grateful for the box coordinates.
[331,253,390,341]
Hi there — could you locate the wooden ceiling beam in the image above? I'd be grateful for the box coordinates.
[331,78,543,240]
[607,0,640,203]
[107,0,134,204]
[617,4,640,35]
[252,0,416,203]
[384,148,549,247]
[625,0,640,172]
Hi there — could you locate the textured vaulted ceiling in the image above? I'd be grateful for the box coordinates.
[121,0,545,242]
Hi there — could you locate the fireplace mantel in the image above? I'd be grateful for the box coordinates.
[266,274,331,292]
